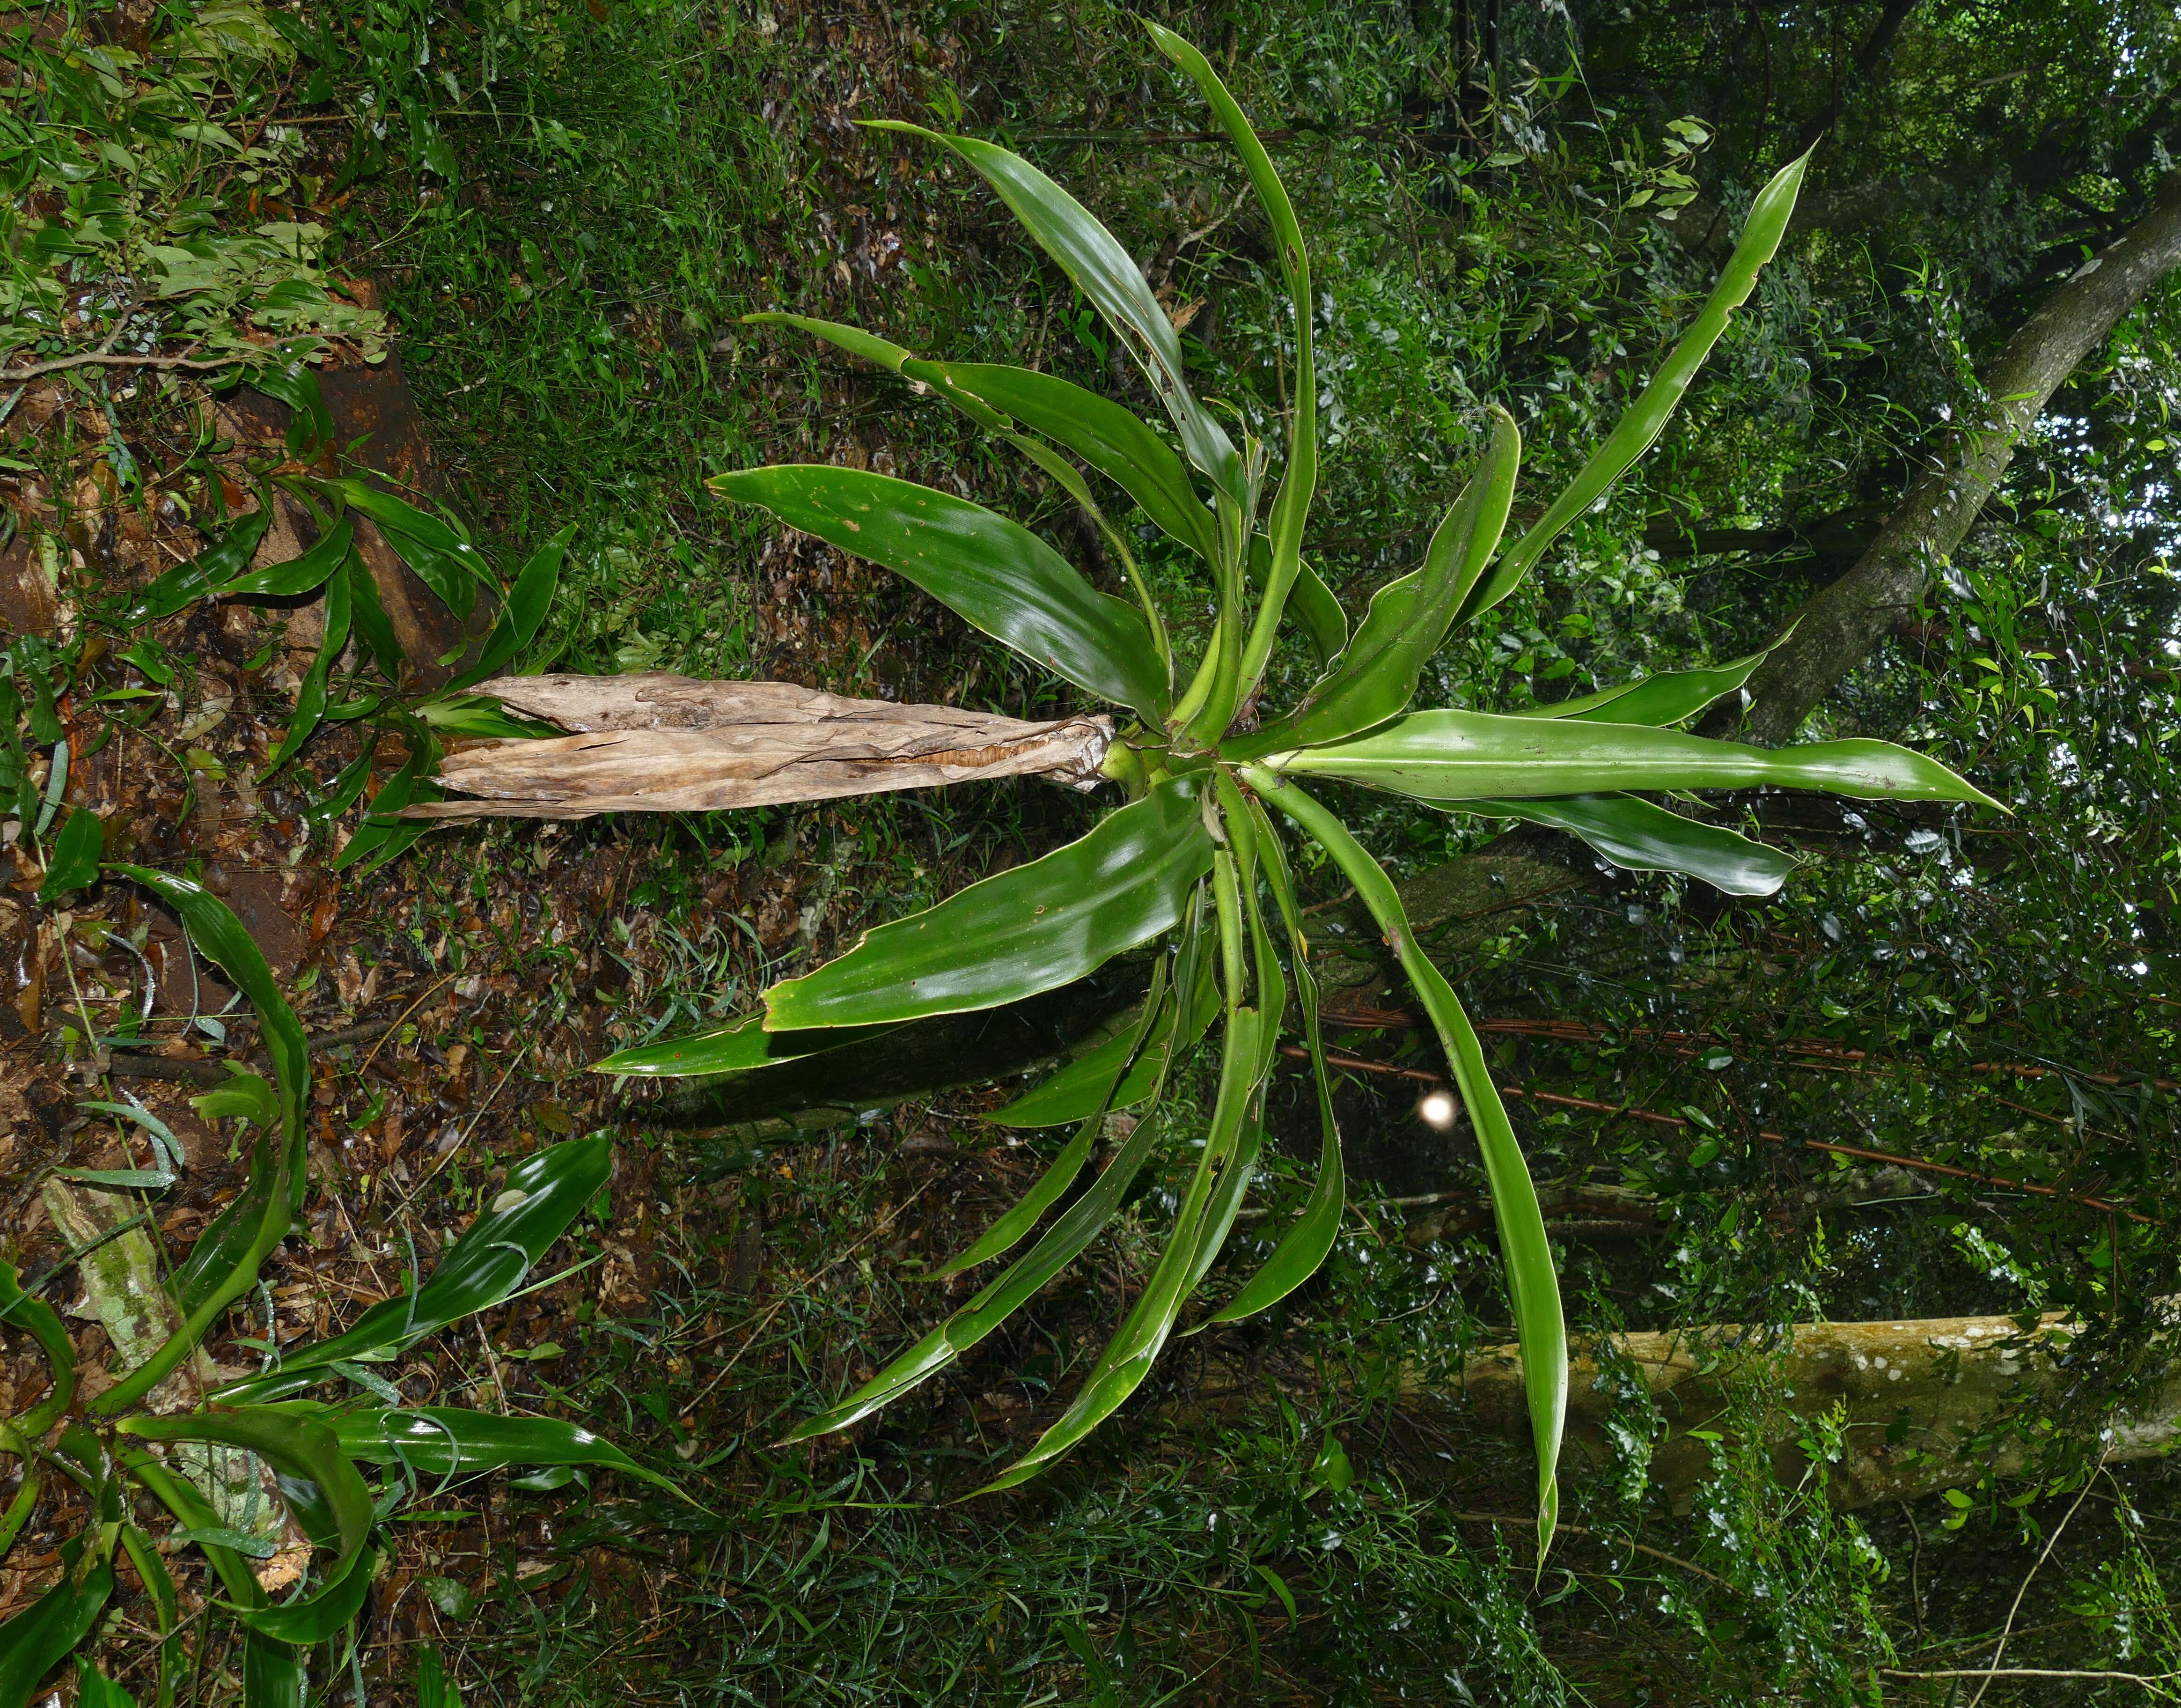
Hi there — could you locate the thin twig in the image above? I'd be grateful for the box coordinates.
[0,353,238,382]
[1279,1044,2156,1222]
[1964,1454,2106,1708]
[1885,1665,2181,1684]
[690,1179,939,1414]
[1446,1511,1733,1590]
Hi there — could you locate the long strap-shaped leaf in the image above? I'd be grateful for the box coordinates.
[121,506,275,624]
[218,1137,610,1402]
[265,547,352,772]
[0,1260,76,1436]
[788,895,1208,1439]
[863,119,1244,505]
[1455,153,1809,625]
[712,464,1168,720]
[929,954,1173,1281]
[1242,407,1519,755]
[0,1536,113,1708]
[749,316,1210,575]
[987,957,1219,1128]
[594,1013,903,1079]
[92,870,311,1415]
[765,776,1212,1029]
[1455,793,1797,897]
[1244,766,1565,1559]
[1504,642,1779,727]
[1001,429,1174,679]
[119,1407,374,1634]
[972,1001,1268,1495]
[778,1091,1176,1443]
[336,1408,677,1493]
[1145,22,1318,694]
[907,361,1217,566]
[1209,798,1344,1323]
[1267,707,2002,809]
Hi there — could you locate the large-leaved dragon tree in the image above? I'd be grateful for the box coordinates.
[419,24,1995,1547]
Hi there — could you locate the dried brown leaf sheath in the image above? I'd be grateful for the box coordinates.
[405,672,1114,820]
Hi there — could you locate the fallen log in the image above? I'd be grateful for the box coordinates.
[1451,1302,2181,1511]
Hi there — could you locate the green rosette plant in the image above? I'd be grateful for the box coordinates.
[0,874,660,1708]
[596,23,1997,1548]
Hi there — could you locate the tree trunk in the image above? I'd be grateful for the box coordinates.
[1718,170,2181,746]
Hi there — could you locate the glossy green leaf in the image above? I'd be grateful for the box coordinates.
[36,807,102,902]
[122,506,274,624]
[1456,154,1809,624]
[0,1261,74,1436]
[906,360,1216,564]
[1285,562,1348,670]
[217,1136,610,1401]
[93,869,310,1414]
[115,1446,263,1607]
[986,966,1218,1128]
[864,120,1243,503]
[217,515,352,601]
[1457,794,1797,897]
[345,548,404,677]
[1246,767,1564,1558]
[765,776,1212,1030]
[165,1136,283,1321]
[336,1409,676,1492]
[119,1406,373,1630]
[245,354,332,456]
[1243,408,1518,755]
[1148,21,1318,689]
[977,1003,1268,1494]
[241,1634,304,1708]
[266,549,351,770]
[745,310,912,369]
[107,867,307,1176]
[447,523,572,692]
[777,891,1208,1450]
[116,1521,184,1706]
[1506,644,1775,727]
[785,1103,1172,1441]
[0,1537,113,1708]
[593,1012,902,1079]
[325,478,486,620]
[936,960,1172,1277]
[332,728,440,874]
[191,1068,279,1127]
[1000,429,1173,677]
[236,1546,378,1645]
[1210,799,1343,1323]
[78,1654,140,1707]
[747,312,1003,429]
[1270,708,2003,810]
[712,464,1167,718]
